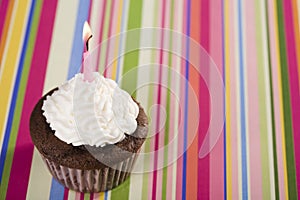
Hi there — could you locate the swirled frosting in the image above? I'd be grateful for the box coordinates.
[42,73,139,147]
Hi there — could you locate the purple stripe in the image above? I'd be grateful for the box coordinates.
[198,0,210,199]
[283,0,300,195]
[0,0,9,40]
[5,1,58,199]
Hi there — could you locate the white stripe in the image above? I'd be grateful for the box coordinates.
[26,0,79,199]
[260,0,276,198]
[67,190,76,200]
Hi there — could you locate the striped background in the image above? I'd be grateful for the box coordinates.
[0,0,299,199]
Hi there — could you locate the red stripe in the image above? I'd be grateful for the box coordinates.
[198,0,210,199]
[5,1,58,199]
[0,0,9,39]
[152,1,167,199]
[63,188,69,200]
[283,0,300,195]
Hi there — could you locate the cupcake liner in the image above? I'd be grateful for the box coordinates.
[40,151,138,193]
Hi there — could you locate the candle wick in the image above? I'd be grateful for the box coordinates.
[86,35,93,51]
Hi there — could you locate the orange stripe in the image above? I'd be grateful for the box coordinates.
[186,0,200,199]
[0,0,15,66]
[291,0,300,91]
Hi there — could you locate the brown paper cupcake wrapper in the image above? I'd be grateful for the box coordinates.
[40,153,138,193]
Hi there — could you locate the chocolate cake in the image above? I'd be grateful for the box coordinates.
[30,88,148,192]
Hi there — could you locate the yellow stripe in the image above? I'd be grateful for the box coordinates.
[111,0,123,81]
[0,0,30,144]
[224,1,232,199]
[98,192,105,200]
[273,0,289,199]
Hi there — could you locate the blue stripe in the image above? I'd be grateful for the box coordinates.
[0,0,36,184]
[222,0,227,199]
[49,179,65,200]
[50,0,90,198]
[182,0,191,199]
[104,191,108,200]
[116,0,128,83]
[67,0,90,79]
[237,0,248,199]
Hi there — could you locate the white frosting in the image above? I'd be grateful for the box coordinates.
[42,73,139,147]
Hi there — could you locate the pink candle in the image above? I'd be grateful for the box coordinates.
[82,21,93,82]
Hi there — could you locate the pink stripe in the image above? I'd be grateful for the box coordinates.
[95,0,107,71]
[209,0,225,199]
[152,1,167,199]
[172,0,184,199]
[87,0,93,22]
[0,0,9,40]
[103,0,115,77]
[198,0,210,199]
[228,0,239,198]
[175,3,188,197]
[244,0,263,199]
[6,1,58,199]
[104,0,119,78]
[163,0,174,198]
[267,0,285,198]
[283,0,300,195]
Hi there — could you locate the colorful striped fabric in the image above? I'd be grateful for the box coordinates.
[0,0,299,199]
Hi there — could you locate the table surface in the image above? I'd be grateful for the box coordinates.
[0,0,300,199]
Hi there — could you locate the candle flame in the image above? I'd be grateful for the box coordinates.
[82,21,92,51]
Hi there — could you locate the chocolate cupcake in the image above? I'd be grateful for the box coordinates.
[30,73,148,192]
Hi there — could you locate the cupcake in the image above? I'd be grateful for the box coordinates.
[30,72,148,192]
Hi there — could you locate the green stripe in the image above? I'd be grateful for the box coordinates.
[264,0,280,199]
[161,0,175,199]
[84,193,90,200]
[255,0,271,199]
[0,0,42,199]
[99,0,112,73]
[110,0,143,199]
[276,0,298,198]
